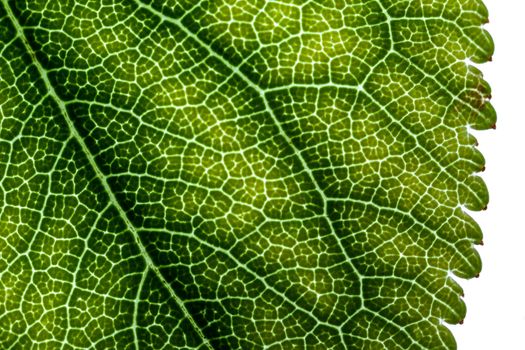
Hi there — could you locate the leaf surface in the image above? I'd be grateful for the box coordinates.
[0,0,495,348]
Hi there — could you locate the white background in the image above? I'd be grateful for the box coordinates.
[450,1,525,349]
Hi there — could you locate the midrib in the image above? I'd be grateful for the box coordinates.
[0,1,213,348]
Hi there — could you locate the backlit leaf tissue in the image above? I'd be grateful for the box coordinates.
[0,0,495,348]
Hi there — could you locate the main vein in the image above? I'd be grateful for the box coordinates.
[0,1,213,348]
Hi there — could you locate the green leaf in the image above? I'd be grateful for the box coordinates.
[0,0,495,348]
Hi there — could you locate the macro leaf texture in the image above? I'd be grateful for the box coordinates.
[0,0,495,348]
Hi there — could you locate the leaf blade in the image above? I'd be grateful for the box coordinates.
[0,0,494,348]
